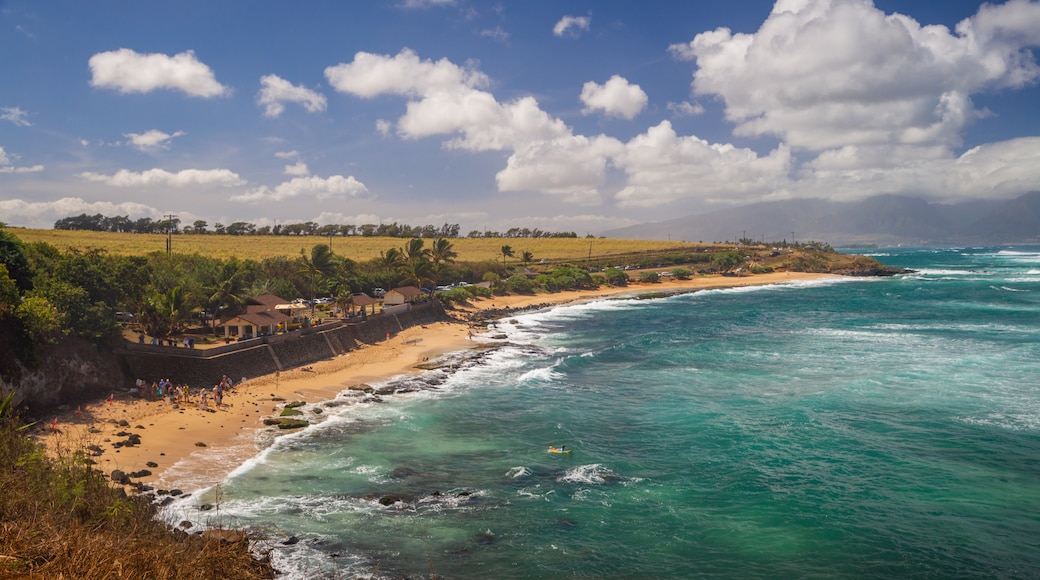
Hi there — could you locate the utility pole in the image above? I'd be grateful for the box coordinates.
[164,213,176,256]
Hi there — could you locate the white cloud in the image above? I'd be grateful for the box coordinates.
[231,175,368,202]
[0,197,160,229]
[88,48,229,98]
[325,48,488,99]
[257,74,327,118]
[0,165,44,174]
[399,0,455,8]
[671,0,1040,155]
[274,150,299,160]
[496,135,624,203]
[124,129,186,151]
[553,15,590,38]
[797,137,1040,202]
[1,107,31,126]
[375,119,393,137]
[0,146,43,173]
[614,121,793,207]
[479,26,510,43]
[284,161,309,176]
[667,101,705,117]
[580,75,648,120]
[398,92,570,151]
[80,168,244,187]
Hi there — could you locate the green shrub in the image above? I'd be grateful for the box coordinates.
[638,271,660,283]
[505,274,535,294]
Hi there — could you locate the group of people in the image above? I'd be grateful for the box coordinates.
[133,375,235,411]
[137,333,197,348]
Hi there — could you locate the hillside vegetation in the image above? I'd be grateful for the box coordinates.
[0,396,275,577]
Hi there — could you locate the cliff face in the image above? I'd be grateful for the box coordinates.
[1,302,450,413]
[1,337,129,410]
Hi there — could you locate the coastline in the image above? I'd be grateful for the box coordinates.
[40,271,833,494]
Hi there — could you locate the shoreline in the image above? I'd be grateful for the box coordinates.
[39,271,833,494]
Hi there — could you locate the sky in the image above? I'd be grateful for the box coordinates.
[2,0,1039,235]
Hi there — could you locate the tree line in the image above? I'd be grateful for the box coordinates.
[1,223,601,366]
[53,213,579,239]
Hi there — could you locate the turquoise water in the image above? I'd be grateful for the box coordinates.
[166,247,1040,578]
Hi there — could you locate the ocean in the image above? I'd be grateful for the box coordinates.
[163,247,1040,579]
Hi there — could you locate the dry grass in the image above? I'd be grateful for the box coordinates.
[0,414,274,578]
[8,228,715,263]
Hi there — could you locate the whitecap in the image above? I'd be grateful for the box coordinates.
[506,466,531,479]
[558,463,620,485]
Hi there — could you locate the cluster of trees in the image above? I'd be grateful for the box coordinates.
[1,223,546,361]
[53,213,580,239]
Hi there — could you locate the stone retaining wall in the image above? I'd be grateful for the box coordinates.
[118,303,449,388]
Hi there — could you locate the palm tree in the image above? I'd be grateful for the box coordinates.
[403,238,430,267]
[500,245,514,267]
[405,257,434,291]
[143,285,187,338]
[205,259,249,322]
[430,237,457,281]
[430,237,457,268]
[521,251,534,267]
[298,244,338,317]
[375,248,405,289]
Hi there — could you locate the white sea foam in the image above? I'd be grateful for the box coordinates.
[558,463,619,485]
[506,466,531,479]
[518,360,564,383]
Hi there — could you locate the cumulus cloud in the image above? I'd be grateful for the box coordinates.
[1,107,31,126]
[496,135,624,203]
[614,121,793,207]
[327,49,569,152]
[80,168,244,187]
[88,48,229,97]
[124,129,185,151]
[580,75,648,119]
[797,137,1040,202]
[325,48,488,99]
[231,174,368,202]
[284,161,309,176]
[553,15,590,38]
[671,0,1040,155]
[0,197,159,229]
[257,74,327,118]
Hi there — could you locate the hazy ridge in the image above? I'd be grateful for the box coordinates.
[605,192,1040,246]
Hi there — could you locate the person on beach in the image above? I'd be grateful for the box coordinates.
[199,390,208,410]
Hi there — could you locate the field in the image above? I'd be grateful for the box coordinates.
[8,228,716,264]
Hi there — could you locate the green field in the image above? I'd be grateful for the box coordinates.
[8,228,716,264]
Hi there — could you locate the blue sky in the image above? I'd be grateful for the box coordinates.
[2,0,1039,234]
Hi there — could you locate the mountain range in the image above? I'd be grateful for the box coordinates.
[603,192,1040,247]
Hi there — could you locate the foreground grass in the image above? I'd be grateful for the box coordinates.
[0,413,274,578]
[9,228,711,262]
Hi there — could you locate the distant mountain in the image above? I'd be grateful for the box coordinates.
[603,193,1039,246]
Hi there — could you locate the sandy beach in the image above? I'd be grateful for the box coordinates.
[40,271,831,493]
